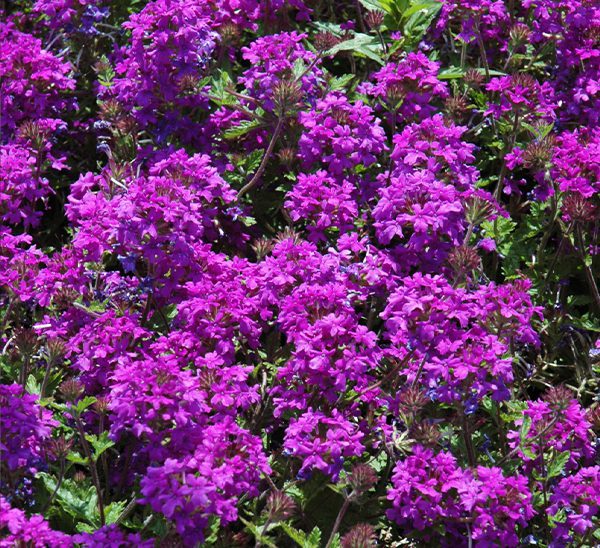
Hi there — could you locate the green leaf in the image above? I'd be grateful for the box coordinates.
[85,431,115,459]
[104,500,126,525]
[547,451,571,479]
[402,1,442,47]
[522,121,554,140]
[437,66,465,80]
[328,533,342,548]
[210,70,236,106]
[328,74,355,91]
[519,415,532,444]
[205,517,222,545]
[292,58,306,80]
[66,451,88,465]
[403,0,440,20]
[327,34,384,65]
[73,396,97,415]
[241,518,278,547]
[438,67,506,79]
[26,374,41,396]
[359,0,385,10]
[223,120,262,139]
[278,524,322,548]
[481,217,517,253]
[305,527,322,548]
[279,522,307,545]
[38,473,98,525]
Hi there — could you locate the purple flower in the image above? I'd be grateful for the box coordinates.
[359,52,448,122]
[140,419,269,544]
[549,466,600,545]
[285,171,358,242]
[0,384,55,474]
[283,409,365,480]
[298,92,386,176]
[0,496,72,547]
[239,32,322,113]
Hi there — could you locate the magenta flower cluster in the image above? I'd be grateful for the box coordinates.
[1,0,599,545]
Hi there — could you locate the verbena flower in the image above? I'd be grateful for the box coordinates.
[298,92,386,176]
[0,496,71,547]
[548,466,600,545]
[0,384,55,474]
[140,419,269,544]
[359,53,448,121]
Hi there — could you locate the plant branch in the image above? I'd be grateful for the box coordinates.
[238,116,284,199]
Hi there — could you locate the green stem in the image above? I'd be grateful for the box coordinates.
[42,456,65,513]
[238,116,284,199]
[462,414,477,467]
[575,224,600,313]
[325,496,351,548]
[74,413,105,525]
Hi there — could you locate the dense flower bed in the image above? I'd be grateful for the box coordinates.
[0,0,599,546]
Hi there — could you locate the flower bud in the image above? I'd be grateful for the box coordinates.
[273,78,303,115]
[252,237,274,260]
[562,194,597,224]
[277,147,297,166]
[93,396,110,415]
[219,23,240,46]
[48,436,74,460]
[464,68,485,87]
[448,245,481,278]
[348,464,377,495]
[365,10,385,30]
[266,490,296,521]
[314,31,340,52]
[543,385,574,412]
[341,523,377,548]
[410,421,441,448]
[509,23,531,47]
[59,379,84,402]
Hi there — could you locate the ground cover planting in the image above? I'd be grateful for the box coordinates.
[0,0,599,545]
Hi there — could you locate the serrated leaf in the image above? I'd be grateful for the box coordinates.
[241,518,278,548]
[292,58,306,80]
[547,451,570,479]
[38,473,97,524]
[329,74,355,91]
[519,415,532,444]
[104,500,126,524]
[328,34,384,65]
[305,527,322,548]
[210,70,236,106]
[85,431,115,459]
[205,516,222,545]
[66,451,88,465]
[359,0,384,10]
[402,1,442,46]
[26,374,41,396]
[223,120,262,139]
[279,522,307,545]
[73,396,97,415]
[403,0,440,20]
[328,533,342,548]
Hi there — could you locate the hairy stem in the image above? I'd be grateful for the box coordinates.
[325,496,351,548]
[238,116,284,199]
[74,413,105,525]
